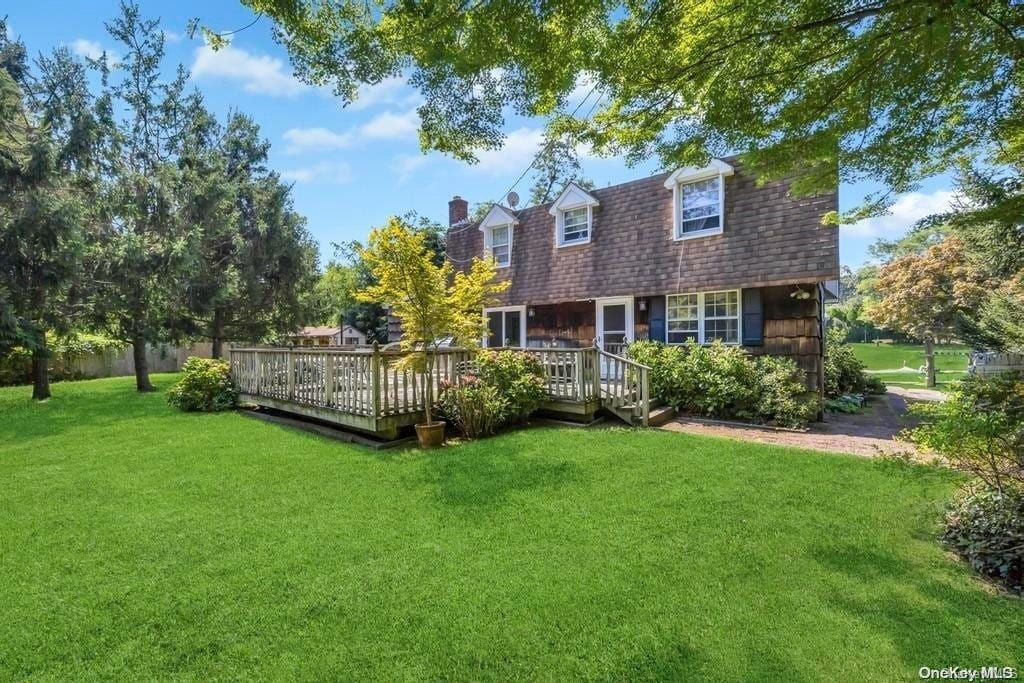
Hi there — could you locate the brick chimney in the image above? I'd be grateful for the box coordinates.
[448,195,469,226]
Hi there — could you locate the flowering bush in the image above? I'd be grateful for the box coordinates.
[628,340,817,427]
[437,375,502,439]
[167,357,237,412]
[437,350,546,439]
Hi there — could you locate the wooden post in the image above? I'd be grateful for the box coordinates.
[323,351,334,407]
[370,343,382,420]
[254,350,262,396]
[286,350,295,400]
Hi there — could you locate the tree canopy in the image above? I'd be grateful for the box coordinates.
[244,0,1021,218]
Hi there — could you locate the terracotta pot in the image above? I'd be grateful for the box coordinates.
[415,421,446,448]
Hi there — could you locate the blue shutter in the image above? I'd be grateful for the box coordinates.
[742,288,763,346]
[648,296,666,342]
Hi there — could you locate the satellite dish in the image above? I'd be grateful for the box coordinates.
[506,191,520,209]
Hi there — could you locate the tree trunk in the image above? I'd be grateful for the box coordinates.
[211,307,225,359]
[132,335,155,392]
[31,334,50,401]
[924,334,936,388]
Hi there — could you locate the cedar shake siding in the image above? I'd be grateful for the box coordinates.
[446,159,838,303]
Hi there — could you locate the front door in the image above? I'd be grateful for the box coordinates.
[596,297,633,377]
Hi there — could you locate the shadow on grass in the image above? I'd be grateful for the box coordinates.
[812,542,1019,671]
[0,375,196,444]
[420,445,583,510]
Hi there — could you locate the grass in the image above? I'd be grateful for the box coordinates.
[1,375,1021,680]
[851,342,969,392]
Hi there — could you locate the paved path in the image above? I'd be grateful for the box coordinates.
[661,393,927,458]
[885,385,947,402]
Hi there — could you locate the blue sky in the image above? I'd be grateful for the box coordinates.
[7,0,956,269]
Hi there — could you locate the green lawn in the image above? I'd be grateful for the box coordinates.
[1,376,1021,680]
[851,342,970,391]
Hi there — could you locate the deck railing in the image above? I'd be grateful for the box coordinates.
[229,345,649,427]
[596,349,651,426]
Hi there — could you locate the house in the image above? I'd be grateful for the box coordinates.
[444,157,839,392]
[288,325,367,347]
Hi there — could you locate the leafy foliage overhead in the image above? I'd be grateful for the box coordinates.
[245,0,1021,216]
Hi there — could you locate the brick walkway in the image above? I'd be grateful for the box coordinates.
[661,393,932,458]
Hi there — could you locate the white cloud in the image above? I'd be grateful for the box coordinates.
[69,39,120,65]
[162,29,183,44]
[358,110,419,140]
[351,76,419,110]
[282,127,352,154]
[191,43,307,97]
[473,127,546,174]
[394,154,429,183]
[843,190,957,238]
[280,161,353,184]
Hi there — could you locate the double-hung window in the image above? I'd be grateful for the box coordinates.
[666,293,699,343]
[677,176,722,237]
[666,290,740,344]
[702,290,740,343]
[560,207,590,245]
[489,225,510,267]
[664,159,732,240]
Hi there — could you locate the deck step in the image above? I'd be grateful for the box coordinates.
[648,405,677,427]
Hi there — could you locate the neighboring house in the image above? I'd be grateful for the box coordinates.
[288,325,367,347]
[445,157,839,392]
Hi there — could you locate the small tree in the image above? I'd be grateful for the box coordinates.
[356,217,508,426]
[869,237,986,387]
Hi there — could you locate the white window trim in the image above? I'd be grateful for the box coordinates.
[483,305,527,348]
[664,159,734,241]
[486,224,512,268]
[556,205,593,247]
[665,290,742,345]
[548,182,599,248]
[478,204,519,269]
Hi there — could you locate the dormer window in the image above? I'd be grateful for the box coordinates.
[478,204,519,269]
[664,159,734,241]
[561,207,589,244]
[549,182,599,247]
[489,225,510,267]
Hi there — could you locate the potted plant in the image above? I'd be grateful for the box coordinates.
[356,217,508,448]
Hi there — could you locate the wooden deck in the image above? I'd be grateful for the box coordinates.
[229,346,649,439]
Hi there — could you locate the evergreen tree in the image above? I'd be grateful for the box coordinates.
[87,2,199,390]
[0,30,94,400]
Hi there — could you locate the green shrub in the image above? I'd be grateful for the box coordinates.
[942,485,1024,594]
[0,347,32,387]
[907,372,1024,492]
[473,349,547,425]
[754,355,819,428]
[437,376,502,439]
[629,340,817,427]
[167,357,237,412]
[907,372,1024,593]
[825,395,863,414]
[824,326,880,397]
[437,349,546,439]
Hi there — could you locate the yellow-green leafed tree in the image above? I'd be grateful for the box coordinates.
[356,217,508,425]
